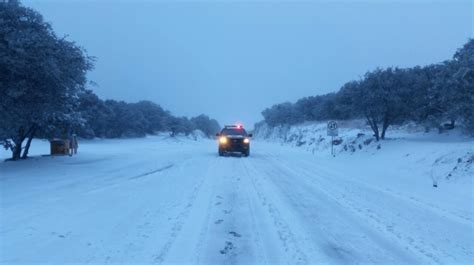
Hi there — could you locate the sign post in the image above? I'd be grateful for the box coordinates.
[327,121,338,157]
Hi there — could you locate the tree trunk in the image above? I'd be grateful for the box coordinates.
[12,143,22,160]
[373,123,380,141]
[11,127,25,161]
[365,114,380,141]
[21,125,37,159]
[381,117,390,140]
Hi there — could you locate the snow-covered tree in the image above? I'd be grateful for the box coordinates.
[0,1,93,160]
[166,116,193,137]
[451,39,474,134]
[258,39,473,138]
[348,68,413,140]
[133,100,170,134]
[191,114,221,137]
[262,102,303,127]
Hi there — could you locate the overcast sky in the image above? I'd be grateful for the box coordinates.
[25,0,473,128]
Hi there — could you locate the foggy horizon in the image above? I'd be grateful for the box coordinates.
[25,0,472,128]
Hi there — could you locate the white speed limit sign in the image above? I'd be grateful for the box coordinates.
[327,121,338,136]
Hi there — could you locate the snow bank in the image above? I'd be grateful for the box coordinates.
[254,121,474,185]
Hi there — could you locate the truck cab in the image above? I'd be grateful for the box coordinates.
[216,125,252,157]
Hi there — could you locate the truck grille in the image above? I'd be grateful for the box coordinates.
[230,138,243,147]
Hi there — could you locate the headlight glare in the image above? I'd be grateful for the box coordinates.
[219,136,228,144]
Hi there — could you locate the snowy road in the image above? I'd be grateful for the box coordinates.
[1,137,472,264]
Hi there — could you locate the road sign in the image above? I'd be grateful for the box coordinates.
[327,121,338,157]
[327,121,338,136]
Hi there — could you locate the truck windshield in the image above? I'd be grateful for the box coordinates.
[221,128,247,136]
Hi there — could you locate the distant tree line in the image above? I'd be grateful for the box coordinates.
[260,39,474,140]
[0,1,220,160]
[74,90,220,139]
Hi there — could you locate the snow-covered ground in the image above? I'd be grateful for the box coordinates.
[255,121,474,189]
[0,132,473,264]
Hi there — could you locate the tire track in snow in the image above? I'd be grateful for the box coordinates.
[152,156,215,264]
[271,154,473,264]
[249,153,422,265]
[192,157,234,265]
[128,163,174,180]
[242,157,321,265]
[236,160,272,265]
[297,156,473,226]
[194,157,269,265]
[220,159,269,265]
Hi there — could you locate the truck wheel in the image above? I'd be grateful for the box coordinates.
[218,148,224,156]
[243,150,250,157]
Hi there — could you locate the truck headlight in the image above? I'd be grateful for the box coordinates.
[219,136,228,144]
[243,138,250,144]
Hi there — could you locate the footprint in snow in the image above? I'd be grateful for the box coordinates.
[220,241,234,254]
[51,231,68,238]
[229,231,241,237]
[215,219,224,224]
